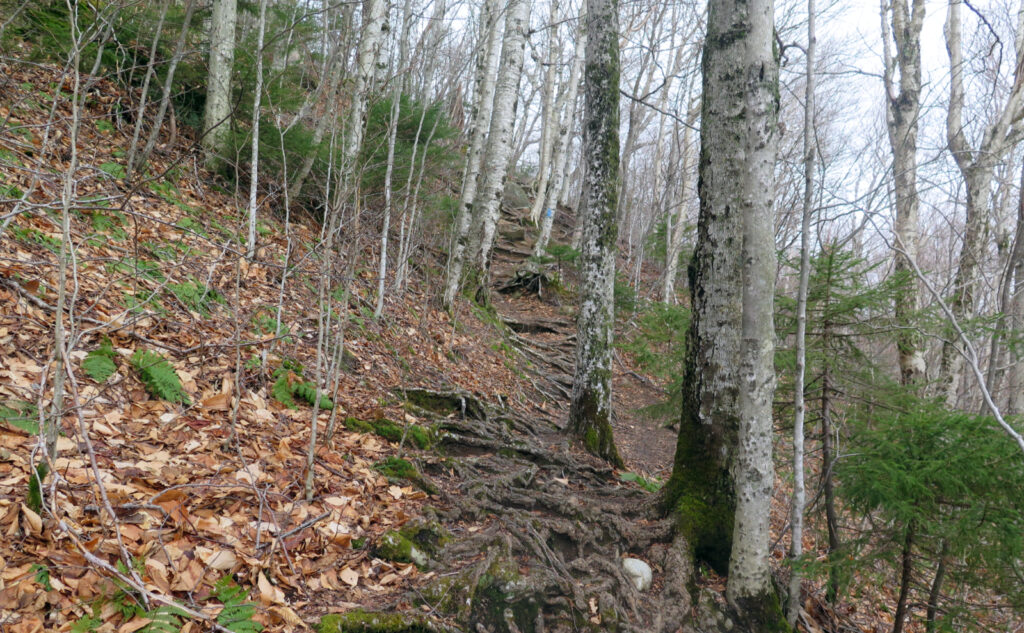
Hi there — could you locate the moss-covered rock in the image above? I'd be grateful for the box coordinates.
[315,610,435,633]
[399,520,452,555]
[374,530,428,567]
[400,388,487,420]
[344,417,436,450]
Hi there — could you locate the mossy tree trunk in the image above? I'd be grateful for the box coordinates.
[566,0,623,468]
[663,0,783,626]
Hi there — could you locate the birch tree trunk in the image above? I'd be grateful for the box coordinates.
[529,0,561,225]
[246,0,268,260]
[939,0,1024,404]
[881,0,926,386]
[443,0,503,310]
[662,0,781,624]
[531,5,586,259]
[336,0,387,229]
[203,0,238,170]
[568,0,623,467]
[464,0,531,300]
[1007,164,1024,414]
[788,0,815,623]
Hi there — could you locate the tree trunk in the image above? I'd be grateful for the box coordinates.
[529,0,561,225]
[892,522,916,633]
[464,0,531,300]
[925,540,950,633]
[567,0,623,468]
[531,4,586,259]
[821,359,840,604]
[203,0,238,170]
[938,0,1024,405]
[1007,164,1024,414]
[881,0,926,386]
[788,0,815,624]
[443,0,503,310]
[662,97,698,303]
[246,0,268,260]
[663,0,781,624]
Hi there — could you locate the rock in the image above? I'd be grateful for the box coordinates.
[375,530,429,567]
[622,557,652,592]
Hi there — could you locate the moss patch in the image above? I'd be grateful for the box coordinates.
[374,530,428,567]
[315,610,435,633]
[373,457,438,494]
[344,417,435,450]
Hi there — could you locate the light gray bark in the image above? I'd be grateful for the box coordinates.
[662,95,698,303]
[881,0,926,385]
[788,0,814,624]
[203,0,238,169]
[531,3,586,259]
[529,0,561,225]
[443,0,504,309]
[939,0,1024,405]
[567,0,622,467]
[465,0,532,296]
[246,0,268,260]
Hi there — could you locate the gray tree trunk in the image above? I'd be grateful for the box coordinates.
[529,0,561,225]
[881,0,926,386]
[788,0,815,624]
[203,0,238,170]
[443,0,504,310]
[663,0,782,624]
[568,0,623,468]
[938,0,1024,405]
[531,4,586,259]
[465,0,532,299]
[246,0,268,259]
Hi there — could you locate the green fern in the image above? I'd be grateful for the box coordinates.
[70,614,101,633]
[168,280,223,316]
[0,401,38,433]
[83,338,117,383]
[130,350,189,404]
[271,371,332,410]
[214,576,264,633]
[139,605,188,633]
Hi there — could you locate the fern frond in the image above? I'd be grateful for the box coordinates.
[214,576,264,633]
[83,339,117,383]
[139,605,187,633]
[130,350,189,404]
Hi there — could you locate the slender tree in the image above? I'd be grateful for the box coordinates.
[567,0,623,467]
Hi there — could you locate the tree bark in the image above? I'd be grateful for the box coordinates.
[531,3,586,259]
[892,522,916,633]
[663,0,781,624]
[464,0,532,301]
[203,0,238,170]
[567,0,623,468]
[443,0,504,310]
[788,0,815,624]
[246,0,268,259]
[529,0,561,225]
[938,0,1024,405]
[881,0,926,386]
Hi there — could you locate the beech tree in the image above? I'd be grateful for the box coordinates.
[203,0,237,169]
[567,0,623,467]
[662,0,783,625]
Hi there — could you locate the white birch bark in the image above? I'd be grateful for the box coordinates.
[788,0,814,623]
[529,0,561,225]
[531,4,586,259]
[567,0,622,467]
[881,0,926,386]
[247,0,268,260]
[442,0,504,309]
[203,0,238,169]
[939,0,1024,404]
[465,0,532,295]
[339,0,387,200]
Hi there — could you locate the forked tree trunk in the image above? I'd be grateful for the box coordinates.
[663,0,781,623]
[938,0,1024,404]
[203,0,238,170]
[567,0,623,468]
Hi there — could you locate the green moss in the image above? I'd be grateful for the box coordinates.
[731,590,791,633]
[315,610,434,633]
[373,457,438,494]
[399,521,452,555]
[346,417,435,450]
[374,530,427,567]
[343,417,375,434]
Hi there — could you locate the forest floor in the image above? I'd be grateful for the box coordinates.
[0,63,1010,633]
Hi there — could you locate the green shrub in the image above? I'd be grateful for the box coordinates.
[167,279,223,316]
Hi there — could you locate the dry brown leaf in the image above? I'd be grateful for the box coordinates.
[339,567,359,587]
[20,504,41,536]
